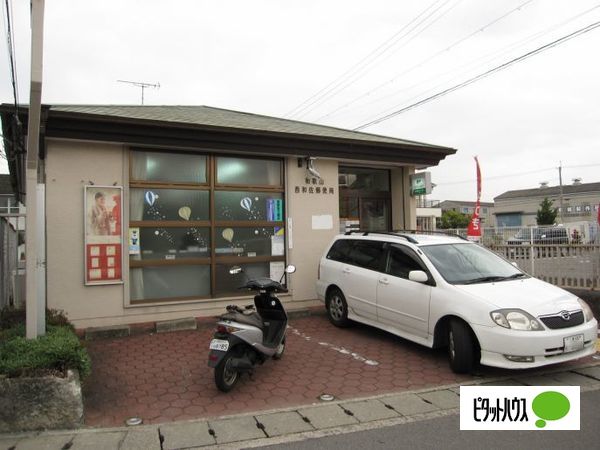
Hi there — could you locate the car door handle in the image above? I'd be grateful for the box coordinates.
[378,278,389,285]
[343,267,351,274]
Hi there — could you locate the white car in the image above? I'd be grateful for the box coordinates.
[316,232,597,373]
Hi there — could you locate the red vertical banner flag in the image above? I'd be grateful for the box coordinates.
[467,157,482,241]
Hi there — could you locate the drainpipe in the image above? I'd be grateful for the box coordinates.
[25,0,45,338]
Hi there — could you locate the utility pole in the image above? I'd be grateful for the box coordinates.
[558,161,564,224]
[26,0,45,338]
[117,80,160,105]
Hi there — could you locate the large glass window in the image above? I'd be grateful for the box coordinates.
[130,188,209,221]
[214,191,283,221]
[129,151,285,304]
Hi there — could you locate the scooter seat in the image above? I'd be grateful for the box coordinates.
[220,311,263,329]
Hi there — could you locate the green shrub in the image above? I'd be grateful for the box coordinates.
[0,307,73,331]
[0,326,91,379]
[0,307,90,379]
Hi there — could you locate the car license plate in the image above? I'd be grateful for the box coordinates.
[209,339,229,352]
[563,334,584,353]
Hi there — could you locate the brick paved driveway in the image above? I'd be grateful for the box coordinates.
[82,313,594,427]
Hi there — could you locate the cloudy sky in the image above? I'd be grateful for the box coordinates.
[1,0,599,202]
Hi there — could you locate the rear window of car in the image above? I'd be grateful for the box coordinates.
[326,239,354,263]
[326,239,386,271]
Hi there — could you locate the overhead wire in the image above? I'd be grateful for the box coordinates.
[286,0,461,120]
[346,2,600,125]
[315,0,536,122]
[433,163,600,186]
[354,19,600,131]
[283,0,445,118]
[2,0,19,112]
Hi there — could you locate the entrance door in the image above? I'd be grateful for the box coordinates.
[359,198,390,231]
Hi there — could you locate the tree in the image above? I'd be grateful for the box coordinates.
[439,210,471,229]
[536,197,558,225]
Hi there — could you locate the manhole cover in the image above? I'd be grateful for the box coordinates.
[319,394,335,402]
[125,417,143,426]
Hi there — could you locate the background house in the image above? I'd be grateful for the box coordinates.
[494,181,600,227]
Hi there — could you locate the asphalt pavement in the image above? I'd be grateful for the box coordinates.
[257,389,600,450]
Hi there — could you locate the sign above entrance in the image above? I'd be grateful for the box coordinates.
[410,172,432,196]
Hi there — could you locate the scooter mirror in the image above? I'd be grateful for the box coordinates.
[285,265,296,274]
[229,266,243,275]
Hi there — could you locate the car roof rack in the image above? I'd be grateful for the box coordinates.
[344,230,419,244]
[393,229,470,242]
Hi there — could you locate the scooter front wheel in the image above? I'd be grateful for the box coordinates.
[215,352,239,392]
[273,337,286,360]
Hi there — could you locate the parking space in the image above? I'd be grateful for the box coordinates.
[82,312,596,427]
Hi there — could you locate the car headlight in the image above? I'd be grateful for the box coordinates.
[490,309,544,331]
[577,298,595,322]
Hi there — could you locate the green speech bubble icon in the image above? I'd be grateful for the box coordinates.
[532,391,570,428]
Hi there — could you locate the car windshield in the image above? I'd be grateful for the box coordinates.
[420,243,527,285]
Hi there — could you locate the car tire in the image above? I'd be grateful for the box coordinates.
[326,288,350,327]
[447,319,478,374]
[214,352,239,392]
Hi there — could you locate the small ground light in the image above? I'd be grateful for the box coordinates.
[319,394,335,402]
[125,417,143,426]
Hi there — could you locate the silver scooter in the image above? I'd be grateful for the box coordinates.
[207,264,296,392]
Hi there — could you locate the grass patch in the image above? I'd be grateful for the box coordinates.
[0,308,91,379]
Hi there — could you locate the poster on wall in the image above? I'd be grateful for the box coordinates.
[84,186,123,285]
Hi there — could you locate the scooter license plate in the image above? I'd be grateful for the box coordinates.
[209,339,229,352]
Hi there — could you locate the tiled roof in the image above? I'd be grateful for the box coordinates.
[48,105,453,150]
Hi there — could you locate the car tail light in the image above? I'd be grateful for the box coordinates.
[209,354,219,361]
[216,324,228,334]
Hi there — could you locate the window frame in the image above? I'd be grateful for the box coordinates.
[384,243,435,286]
[129,150,286,304]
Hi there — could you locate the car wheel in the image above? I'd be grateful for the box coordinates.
[214,352,239,392]
[447,319,478,374]
[273,337,286,360]
[326,288,350,327]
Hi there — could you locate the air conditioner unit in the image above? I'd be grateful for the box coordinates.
[338,174,349,187]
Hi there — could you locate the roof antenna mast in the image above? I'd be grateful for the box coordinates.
[117,80,160,105]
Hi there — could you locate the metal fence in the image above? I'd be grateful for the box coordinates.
[438,222,600,289]
[0,200,25,309]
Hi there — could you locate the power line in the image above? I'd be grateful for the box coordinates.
[286,0,460,120]
[2,0,19,112]
[315,0,536,122]
[433,163,600,186]
[345,3,600,125]
[354,19,600,131]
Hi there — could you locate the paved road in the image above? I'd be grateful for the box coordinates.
[257,389,600,450]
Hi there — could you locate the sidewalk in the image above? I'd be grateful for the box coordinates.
[2,363,600,450]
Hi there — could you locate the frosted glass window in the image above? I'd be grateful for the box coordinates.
[130,265,210,301]
[132,151,207,184]
[216,157,281,186]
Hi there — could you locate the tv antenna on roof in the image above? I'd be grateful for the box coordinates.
[117,80,160,105]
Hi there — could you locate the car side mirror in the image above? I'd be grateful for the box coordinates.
[408,270,428,283]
